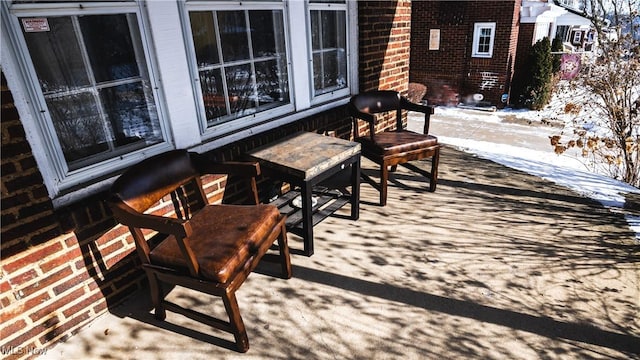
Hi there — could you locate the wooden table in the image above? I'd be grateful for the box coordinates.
[247,131,361,256]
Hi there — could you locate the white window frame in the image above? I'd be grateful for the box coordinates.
[472,22,496,58]
[181,1,296,140]
[180,0,357,143]
[1,0,172,204]
[307,0,351,105]
[572,30,582,44]
[1,0,358,206]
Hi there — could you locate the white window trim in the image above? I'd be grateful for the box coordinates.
[1,1,174,205]
[572,30,582,44]
[307,0,352,105]
[180,0,357,142]
[1,0,359,207]
[472,22,496,58]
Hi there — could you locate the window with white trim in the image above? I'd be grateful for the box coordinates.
[2,0,170,194]
[572,30,582,45]
[2,0,355,201]
[187,5,291,130]
[472,22,496,58]
[309,0,348,97]
[182,0,351,136]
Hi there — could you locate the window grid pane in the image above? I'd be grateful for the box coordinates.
[311,9,347,96]
[478,28,491,53]
[189,8,290,128]
[21,13,163,170]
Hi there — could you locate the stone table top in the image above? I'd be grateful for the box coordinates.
[247,132,361,181]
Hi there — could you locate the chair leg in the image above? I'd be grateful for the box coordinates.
[147,272,166,320]
[379,164,389,206]
[277,224,292,279]
[429,148,440,192]
[222,291,249,353]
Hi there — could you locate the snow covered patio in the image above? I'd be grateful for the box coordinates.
[40,146,639,359]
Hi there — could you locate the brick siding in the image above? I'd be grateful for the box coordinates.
[511,22,536,103]
[357,0,412,131]
[410,0,521,107]
[0,2,410,357]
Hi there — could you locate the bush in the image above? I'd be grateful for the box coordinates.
[407,83,427,104]
[512,37,555,110]
[526,37,554,110]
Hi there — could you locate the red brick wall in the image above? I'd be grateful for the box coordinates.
[410,0,521,107]
[511,22,536,103]
[356,0,412,132]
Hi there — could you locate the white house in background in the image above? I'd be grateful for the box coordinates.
[521,0,595,53]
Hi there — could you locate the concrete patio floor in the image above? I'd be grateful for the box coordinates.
[40,146,640,360]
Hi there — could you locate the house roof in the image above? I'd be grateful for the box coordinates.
[521,0,568,23]
[521,0,591,26]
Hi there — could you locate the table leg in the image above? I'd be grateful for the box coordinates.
[301,181,314,256]
[351,156,361,220]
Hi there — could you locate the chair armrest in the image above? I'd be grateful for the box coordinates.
[191,153,261,177]
[110,199,191,238]
[348,102,376,123]
[400,96,435,134]
[400,96,434,114]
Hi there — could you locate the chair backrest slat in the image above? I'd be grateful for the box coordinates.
[111,150,200,213]
[350,90,403,137]
[350,90,401,114]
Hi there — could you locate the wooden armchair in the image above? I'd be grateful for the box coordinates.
[349,90,441,206]
[108,149,291,352]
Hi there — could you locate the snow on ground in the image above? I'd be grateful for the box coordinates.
[427,104,640,241]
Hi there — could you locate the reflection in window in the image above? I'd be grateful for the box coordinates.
[189,9,290,128]
[21,13,163,170]
[310,8,347,96]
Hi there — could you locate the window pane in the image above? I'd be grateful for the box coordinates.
[218,11,249,62]
[190,11,220,67]
[226,64,255,116]
[99,82,162,149]
[21,14,164,170]
[22,17,89,93]
[311,10,347,95]
[255,59,289,107]
[250,10,284,58]
[47,92,107,165]
[199,68,228,122]
[311,10,321,48]
[321,11,342,48]
[323,50,345,88]
[79,14,140,82]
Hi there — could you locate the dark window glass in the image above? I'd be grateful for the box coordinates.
[21,14,163,170]
[190,9,290,127]
[311,9,347,95]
